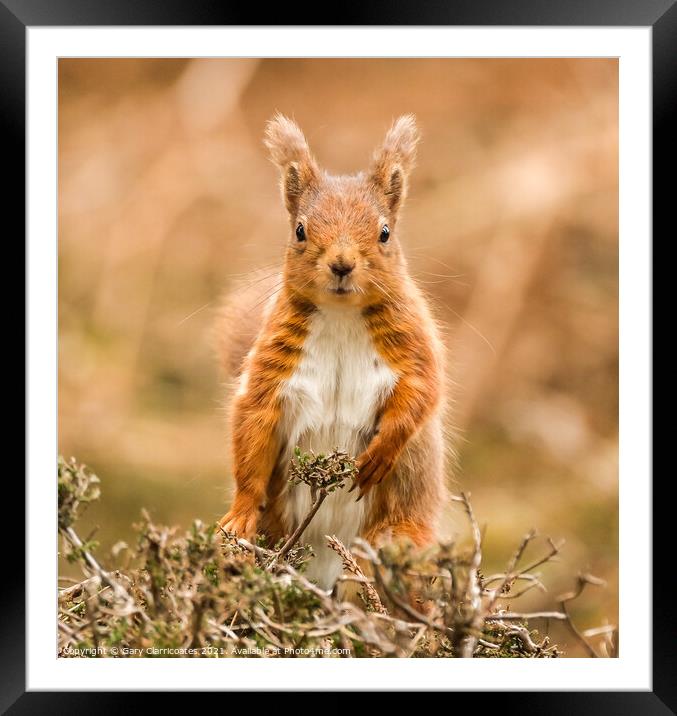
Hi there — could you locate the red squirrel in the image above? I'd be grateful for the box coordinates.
[217,114,447,589]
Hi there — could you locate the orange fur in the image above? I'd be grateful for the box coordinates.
[217,115,447,562]
[217,291,314,535]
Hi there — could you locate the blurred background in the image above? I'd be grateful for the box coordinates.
[58,58,618,656]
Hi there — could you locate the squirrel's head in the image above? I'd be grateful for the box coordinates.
[265,113,420,306]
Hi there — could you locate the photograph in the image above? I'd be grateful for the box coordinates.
[56,57,619,659]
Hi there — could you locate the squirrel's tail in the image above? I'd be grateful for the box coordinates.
[212,269,282,381]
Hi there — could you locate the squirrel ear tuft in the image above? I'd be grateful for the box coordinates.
[264,113,319,215]
[370,114,420,213]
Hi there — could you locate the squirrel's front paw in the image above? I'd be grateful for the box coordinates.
[217,508,258,541]
[352,451,395,500]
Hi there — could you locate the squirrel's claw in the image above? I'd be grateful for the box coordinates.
[354,453,394,501]
[217,509,257,541]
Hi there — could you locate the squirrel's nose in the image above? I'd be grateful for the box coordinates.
[330,260,355,278]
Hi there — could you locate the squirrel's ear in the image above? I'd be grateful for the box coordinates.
[370,115,419,214]
[264,114,319,216]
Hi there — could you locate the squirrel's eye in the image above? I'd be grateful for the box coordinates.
[379,225,390,243]
[295,223,306,242]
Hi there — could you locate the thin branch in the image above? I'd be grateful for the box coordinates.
[485,611,567,621]
[326,534,387,614]
[451,492,483,657]
[267,488,327,570]
[372,560,453,640]
[558,573,606,658]
[60,525,147,622]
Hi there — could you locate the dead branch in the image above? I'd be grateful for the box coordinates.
[267,488,327,570]
[451,492,484,657]
[558,573,607,658]
[326,534,387,614]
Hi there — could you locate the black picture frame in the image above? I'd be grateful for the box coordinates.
[4,0,665,710]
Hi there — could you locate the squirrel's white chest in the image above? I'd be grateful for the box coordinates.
[278,306,397,589]
[279,306,396,455]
